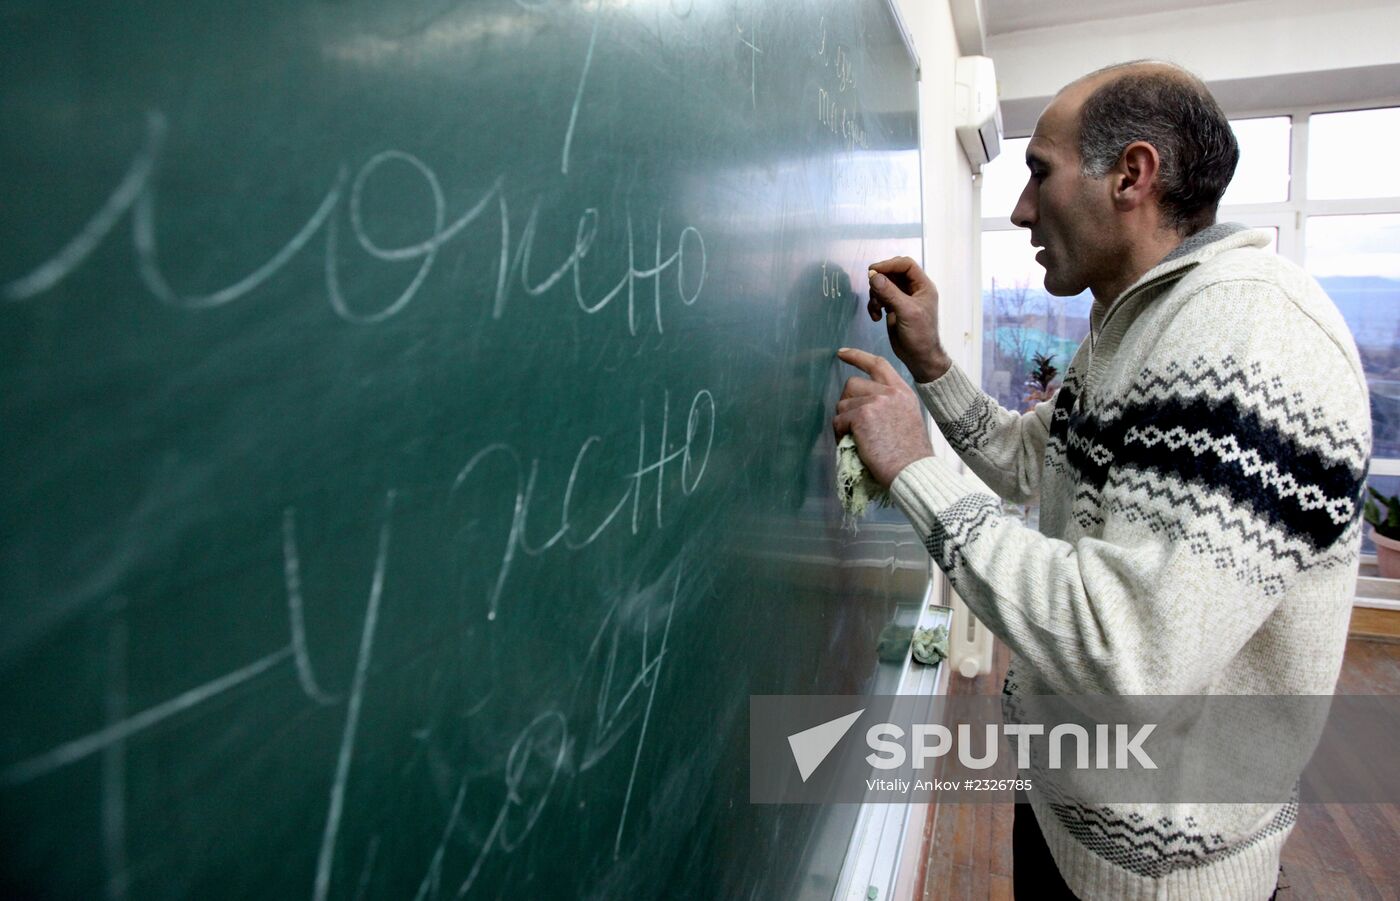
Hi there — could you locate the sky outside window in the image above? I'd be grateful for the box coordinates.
[1309,108,1400,201]
[980,137,1031,224]
[1220,117,1290,206]
[1306,213,1400,458]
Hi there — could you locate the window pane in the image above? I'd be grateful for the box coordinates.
[1220,117,1290,206]
[1306,213,1400,458]
[980,137,1030,224]
[980,230,1090,412]
[1308,107,1400,200]
[1361,474,1400,557]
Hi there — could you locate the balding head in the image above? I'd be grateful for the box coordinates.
[1057,60,1239,235]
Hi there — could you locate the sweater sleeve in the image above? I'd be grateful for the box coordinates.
[890,290,1371,697]
[915,361,1055,505]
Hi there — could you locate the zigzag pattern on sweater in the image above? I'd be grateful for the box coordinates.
[1043,369,1365,552]
[1044,795,1297,879]
[1124,423,1357,523]
[1049,460,1364,574]
[938,393,999,454]
[922,462,1357,604]
[1085,355,1368,460]
[1135,469,1358,561]
[1055,478,1360,588]
[1100,469,1361,578]
[923,493,1002,586]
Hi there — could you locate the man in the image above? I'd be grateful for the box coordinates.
[834,61,1371,899]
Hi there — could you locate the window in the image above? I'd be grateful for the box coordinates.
[980,137,1030,224]
[980,230,1088,413]
[1293,110,1400,564]
[979,137,1089,414]
[1306,214,1400,458]
[1308,108,1400,201]
[1362,474,1400,557]
[1219,117,1291,206]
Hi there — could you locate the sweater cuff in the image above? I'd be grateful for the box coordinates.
[890,456,991,537]
[915,361,985,423]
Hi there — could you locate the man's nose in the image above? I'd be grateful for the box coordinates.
[1010,180,1036,230]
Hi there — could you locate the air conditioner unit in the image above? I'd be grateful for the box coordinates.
[954,55,1002,172]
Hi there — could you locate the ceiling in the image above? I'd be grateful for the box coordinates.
[984,0,1226,36]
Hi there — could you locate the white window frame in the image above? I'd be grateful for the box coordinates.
[979,100,1400,559]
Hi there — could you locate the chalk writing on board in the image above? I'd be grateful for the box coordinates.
[816,18,867,151]
[451,387,715,621]
[575,563,684,781]
[353,836,380,901]
[610,563,679,858]
[312,490,396,901]
[504,196,707,334]
[140,169,347,312]
[817,87,869,152]
[283,508,345,707]
[0,109,344,311]
[834,45,855,92]
[328,150,501,325]
[413,709,570,900]
[562,7,602,175]
[1,377,715,793]
[0,490,394,790]
[816,17,855,92]
[736,21,763,109]
[821,260,845,298]
[3,114,708,338]
[0,645,294,787]
[2,111,165,300]
[412,560,685,896]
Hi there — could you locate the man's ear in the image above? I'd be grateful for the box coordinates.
[1113,140,1160,211]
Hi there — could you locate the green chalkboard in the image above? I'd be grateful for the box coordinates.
[0,0,926,897]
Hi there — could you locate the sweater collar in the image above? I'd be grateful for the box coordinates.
[1158,220,1252,266]
[1089,222,1272,340]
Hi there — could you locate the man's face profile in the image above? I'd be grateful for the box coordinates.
[1010,81,1115,298]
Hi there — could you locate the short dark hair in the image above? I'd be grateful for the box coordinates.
[1076,61,1239,235]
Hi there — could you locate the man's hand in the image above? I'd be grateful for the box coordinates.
[833,347,934,489]
[867,256,952,383]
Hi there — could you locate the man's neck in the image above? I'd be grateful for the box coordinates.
[1091,227,1185,306]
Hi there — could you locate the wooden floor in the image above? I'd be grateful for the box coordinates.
[919,640,1015,901]
[919,636,1400,900]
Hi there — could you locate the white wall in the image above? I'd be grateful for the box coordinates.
[892,0,980,434]
[877,14,989,888]
[988,0,1400,132]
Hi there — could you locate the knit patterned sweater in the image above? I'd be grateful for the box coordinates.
[889,224,1371,900]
